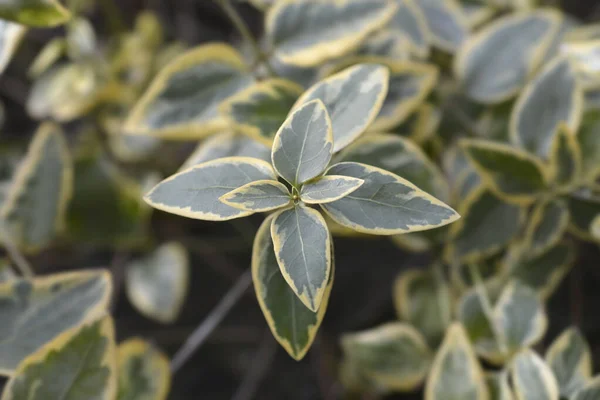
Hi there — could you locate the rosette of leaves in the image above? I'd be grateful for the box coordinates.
[144,63,460,359]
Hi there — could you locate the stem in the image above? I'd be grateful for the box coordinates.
[0,221,34,277]
[170,269,252,373]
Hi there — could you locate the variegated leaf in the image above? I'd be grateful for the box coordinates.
[271,204,331,312]
[572,377,600,400]
[293,64,389,152]
[561,40,600,90]
[549,124,581,188]
[28,38,65,78]
[219,79,303,145]
[357,29,410,60]
[568,190,600,242]
[265,0,396,67]
[220,180,291,212]
[577,110,600,183]
[486,371,514,400]
[341,322,433,392]
[0,270,112,374]
[510,57,583,158]
[322,162,459,235]
[271,99,333,186]
[523,199,570,257]
[125,242,189,324]
[0,20,25,75]
[253,214,333,360]
[545,328,592,398]
[388,0,430,58]
[414,0,468,53]
[300,176,363,204]
[512,350,559,400]
[125,43,254,139]
[144,157,276,221]
[462,3,495,29]
[0,0,71,27]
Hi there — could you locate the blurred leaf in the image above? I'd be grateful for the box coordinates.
[572,376,600,400]
[221,180,291,212]
[28,38,66,78]
[523,199,569,257]
[548,124,581,189]
[576,110,600,183]
[545,328,592,398]
[461,3,495,29]
[388,0,430,58]
[66,18,96,60]
[561,40,600,90]
[0,20,25,75]
[567,190,600,242]
[413,0,468,53]
[0,0,71,27]
[357,29,410,60]
[512,350,559,400]
[485,371,513,400]
[300,176,364,204]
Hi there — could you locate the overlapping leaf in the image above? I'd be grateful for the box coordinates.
[221,180,291,212]
[0,0,71,27]
[300,176,363,204]
[413,0,468,53]
[0,20,25,75]
[485,372,513,400]
[512,350,559,400]
[562,40,600,89]
[545,328,592,398]
[568,190,600,241]
[387,0,430,58]
[523,199,570,257]
[572,377,600,400]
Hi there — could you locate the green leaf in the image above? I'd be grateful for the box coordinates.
[252,214,333,360]
[424,323,488,400]
[125,242,189,324]
[388,0,430,58]
[0,0,71,27]
[220,180,291,212]
[414,0,468,53]
[512,350,559,400]
[293,64,389,152]
[336,133,449,202]
[117,338,171,400]
[144,157,276,221]
[448,188,525,263]
[454,10,560,103]
[271,99,333,186]
[485,371,514,400]
[592,215,600,240]
[549,124,581,188]
[572,377,600,400]
[568,190,600,242]
[523,199,570,257]
[180,132,271,170]
[322,162,459,235]
[300,176,363,205]
[393,267,452,346]
[271,204,331,312]
[265,0,396,67]
[545,328,592,398]
[461,139,550,204]
[0,20,25,75]
[577,110,600,183]
[0,270,112,374]
[219,78,303,145]
[341,322,433,392]
[510,57,584,158]
[125,43,254,139]
[0,123,72,252]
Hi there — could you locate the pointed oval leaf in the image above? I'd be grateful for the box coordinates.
[220,180,291,212]
[219,78,304,145]
[510,57,584,158]
[253,214,333,360]
[576,111,600,183]
[572,377,600,400]
[549,124,581,188]
[300,176,364,204]
[0,20,25,75]
[523,199,570,257]
[455,11,560,103]
[1,123,73,252]
[341,322,433,392]
[486,371,514,400]
[265,0,396,67]
[271,99,333,186]
[117,338,171,400]
[322,162,459,235]
[414,0,468,53]
[512,350,559,400]
[271,204,331,312]
[125,43,255,139]
[144,157,276,221]
[125,242,189,324]
[180,132,271,170]
[293,64,389,152]
[388,0,430,58]
[545,328,592,398]
[461,139,550,204]
[425,323,489,400]
[0,0,71,27]
[0,270,112,374]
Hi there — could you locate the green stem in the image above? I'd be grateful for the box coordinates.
[0,221,34,277]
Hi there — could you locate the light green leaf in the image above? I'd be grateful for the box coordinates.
[454,10,560,103]
[0,20,25,75]
[549,124,581,188]
[0,270,112,374]
[125,43,254,139]
[253,214,333,360]
[512,350,559,400]
[336,133,449,202]
[414,0,468,53]
[577,110,600,183]
[271,99,333,186]
[510,57,584,158]
[572,376,600,400]
[117,338,171,400]
[300,176,363,204]
[341,322,433,392]
[424,323,489,400]
[293,64,389,152]
[219,78,303,145]
[545,328,592,398]
[0,123,72,252]
[486,371,514,400]
[393,267,452,346]
[461,139,550,204]
[271,204,331,312]
[322,162,459,235]
[448,188,525,263]
[125,242,189,324]
[180,132,271,170]
[523,199,570,257]
[265,0,396,67]
[220,180,291,212]
[144,157,276,221]
[568,190,600,242]
[0,0,71,27]
[388,0,430,58]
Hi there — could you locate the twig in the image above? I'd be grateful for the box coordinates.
[0,221,34,277]
[170,269,253,373]
[231,330,277,400]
